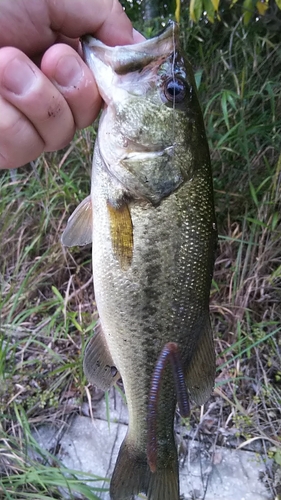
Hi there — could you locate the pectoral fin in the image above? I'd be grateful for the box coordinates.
[107,201,133,270]
[185,316,216,405]
[83,322,120,391]
[61,195,92,247]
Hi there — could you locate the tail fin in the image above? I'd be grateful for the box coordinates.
[110,435,179,500]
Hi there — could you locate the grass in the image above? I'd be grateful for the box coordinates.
[1,405,108,499]
[1,13,281,500]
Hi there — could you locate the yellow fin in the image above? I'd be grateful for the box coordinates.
[185,315,216,405]
[107,201,133,270]
[61,195,92,247]
[83,322,120,391]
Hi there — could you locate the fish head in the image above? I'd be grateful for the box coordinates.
[82,22,208,203]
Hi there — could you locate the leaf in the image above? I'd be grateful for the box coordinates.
[274,449,281,466]
[249,182,258,207]
[269,264,281,284]
[175,0,181,22]
[51,286,64,304]
[271,212,279,231]
[190,0,203,22]
[245,217,266,228]
[211,0,220,10]
[242,0,255,24]
[195,69,203,90]
[221,91,230,130]
[203,0,216,21]
[70,315,83,332]
[275,0,281,8]
[256,0,269,15]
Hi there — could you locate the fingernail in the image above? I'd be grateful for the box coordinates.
[132,28,146,43]
[54,55,83,88]
[3,58,37,95]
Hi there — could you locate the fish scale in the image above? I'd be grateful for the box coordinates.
[62,21,217,500]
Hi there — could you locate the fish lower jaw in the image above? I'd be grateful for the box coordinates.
[102,147,174,173]
[121,145,174,160]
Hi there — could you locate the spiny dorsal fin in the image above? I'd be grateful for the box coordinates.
[107,200,133,270]
[185,315,215,405]
[61,195,92,247]
[83,322,120,391]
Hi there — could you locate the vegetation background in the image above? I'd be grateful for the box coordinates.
[0,0,280,498]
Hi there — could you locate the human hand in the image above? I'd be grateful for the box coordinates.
[0,0,143,169]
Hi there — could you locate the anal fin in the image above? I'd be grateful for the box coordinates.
[83,322,120,391]
[61,195,92,247]
[185,315,216,405]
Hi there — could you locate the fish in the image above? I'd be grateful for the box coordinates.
[62,21,217,500]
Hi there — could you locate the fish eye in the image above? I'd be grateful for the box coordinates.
[163,77,186,103]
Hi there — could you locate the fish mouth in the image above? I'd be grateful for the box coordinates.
[97,126,175,165]
[81,21,181,108]
[121,145,174,161]
[82,21,179,75]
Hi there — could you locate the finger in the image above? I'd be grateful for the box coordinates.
[0,47,75,152]
[132,29,146,43]
[0,96,44,169]
[41,44,102,130]
[0,0,140,55]
[47,0,137,46]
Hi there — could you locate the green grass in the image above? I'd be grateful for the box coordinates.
[0,132,99,499]
[1,14,281,500]
[1,405,108,499]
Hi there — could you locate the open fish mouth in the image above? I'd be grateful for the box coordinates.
[81,22,194,205]
[82,21,178,76]
[81,22,180,107]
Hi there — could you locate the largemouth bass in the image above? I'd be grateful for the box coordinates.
[62,22,217,500]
